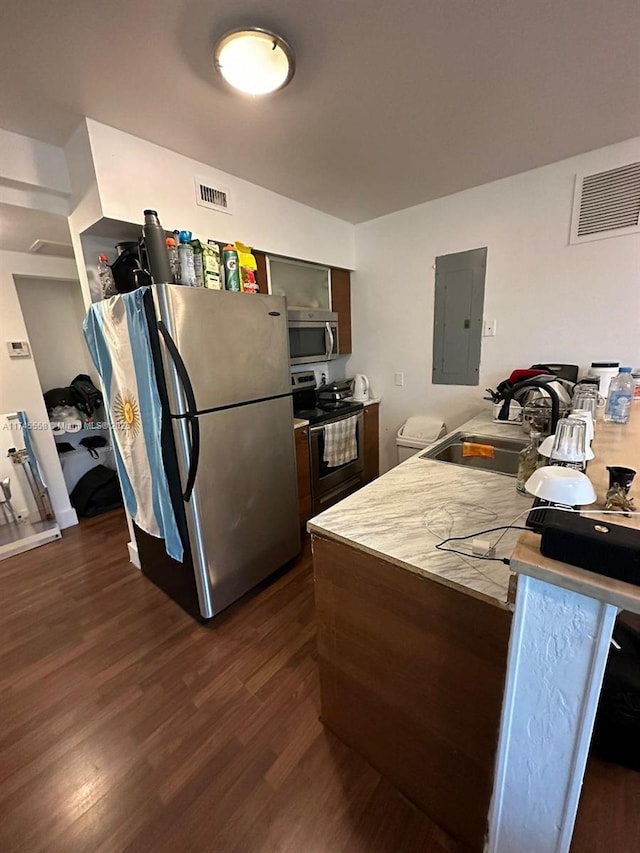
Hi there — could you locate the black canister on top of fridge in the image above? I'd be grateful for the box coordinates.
[142,209,173,285]
[111,242,147,293]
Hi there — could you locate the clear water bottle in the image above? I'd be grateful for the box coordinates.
[165,237,181,283]
[604,368,634,424]
[178,231,196,286]
[98,254,117,298]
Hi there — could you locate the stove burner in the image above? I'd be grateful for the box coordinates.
[318,400,352,411]
[293,400,363,426]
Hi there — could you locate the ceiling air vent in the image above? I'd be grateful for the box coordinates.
[570,162,640,244]
[194,177,232,215]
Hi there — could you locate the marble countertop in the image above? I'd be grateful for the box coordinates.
[308,409,533,609]
[511,410,640,614]
[344,396,381,407]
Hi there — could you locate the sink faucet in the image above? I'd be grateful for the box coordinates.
[497,379,561,433]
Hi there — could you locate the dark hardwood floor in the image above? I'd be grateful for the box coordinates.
[0,511,458,853]
[0,510,637,852]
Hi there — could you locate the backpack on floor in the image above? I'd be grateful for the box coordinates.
[70,465,123,518]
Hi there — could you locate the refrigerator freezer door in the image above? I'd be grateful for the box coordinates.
[175,394,300,617]
[154,285,291,415]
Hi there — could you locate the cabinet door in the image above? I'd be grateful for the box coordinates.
[295,426,312,526]
[254,250,268,294]
[362,403,379,483]
[269,257,331,309]
[330,268,352,355]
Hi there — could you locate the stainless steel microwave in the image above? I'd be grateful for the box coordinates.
[288,309,339,364]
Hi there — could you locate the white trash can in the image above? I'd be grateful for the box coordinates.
[396,416,446,464]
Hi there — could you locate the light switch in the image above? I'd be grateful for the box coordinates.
[483,319,497,337]
[394,372,404,387]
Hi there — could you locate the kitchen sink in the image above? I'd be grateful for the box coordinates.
[420,432,529,477]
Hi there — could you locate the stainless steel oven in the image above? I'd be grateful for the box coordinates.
[309,410,364,515]
[288,309,339,365]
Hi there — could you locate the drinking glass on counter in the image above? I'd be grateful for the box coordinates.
[567,410,594,444]
[571,388,599,428]
[549,418,588,472]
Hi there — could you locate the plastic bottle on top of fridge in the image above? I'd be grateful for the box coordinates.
[178,231,196,287]
[98,254,117,298]
[603,368,634,424]
[222,244,241,291]
[166,237,180,283]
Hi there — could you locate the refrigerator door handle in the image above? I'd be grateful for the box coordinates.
[182,415,200,502]
[157,321,200,501]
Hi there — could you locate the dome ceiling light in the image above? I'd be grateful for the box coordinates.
[213,28,295,96]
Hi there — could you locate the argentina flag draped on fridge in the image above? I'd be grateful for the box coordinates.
[83,288,183,561]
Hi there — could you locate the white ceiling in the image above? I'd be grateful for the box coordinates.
[0,204,73,254]
[1,0,639,223]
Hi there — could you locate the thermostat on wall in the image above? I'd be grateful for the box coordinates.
[7,341,31,358]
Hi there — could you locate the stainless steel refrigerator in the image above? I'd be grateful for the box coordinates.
[135,284,300,619]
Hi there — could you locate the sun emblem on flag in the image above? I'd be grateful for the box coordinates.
[113,390,141,438]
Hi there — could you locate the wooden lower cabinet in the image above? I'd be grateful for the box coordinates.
[295,425,312,527]
[313,535,512,852]
[362,402,379,483]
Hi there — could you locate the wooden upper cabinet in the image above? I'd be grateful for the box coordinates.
[254,250,268,294]
[253,253,352,358]
[330,268,352,355]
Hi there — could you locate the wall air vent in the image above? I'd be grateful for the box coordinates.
[570,162,640,244]
[194,177,232,215]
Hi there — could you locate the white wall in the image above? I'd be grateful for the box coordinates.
[349,138,640,471]
[0,128,71,216]
[80,119,355,270]
[15,276,96,392]
[0,251,79,528]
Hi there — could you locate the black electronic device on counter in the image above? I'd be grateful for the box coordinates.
[540,512,640,586]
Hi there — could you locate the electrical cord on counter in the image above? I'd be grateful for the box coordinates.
[422,502,503,583]
[433,504,640,566]
[435,525,530,564]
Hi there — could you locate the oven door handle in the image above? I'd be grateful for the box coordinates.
[309,410,363,434]
[325,322,334,360]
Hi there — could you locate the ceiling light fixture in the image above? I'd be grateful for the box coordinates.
[214,28,295,96]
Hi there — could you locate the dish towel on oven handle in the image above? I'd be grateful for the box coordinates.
[323,415,358,468]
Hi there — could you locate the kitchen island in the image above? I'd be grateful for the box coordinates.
[308,410,529,852]
[309,407,640,853]
[310,411,530,608]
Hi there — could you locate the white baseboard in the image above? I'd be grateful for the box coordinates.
[128,540,140,569]
[56,506,79,529]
